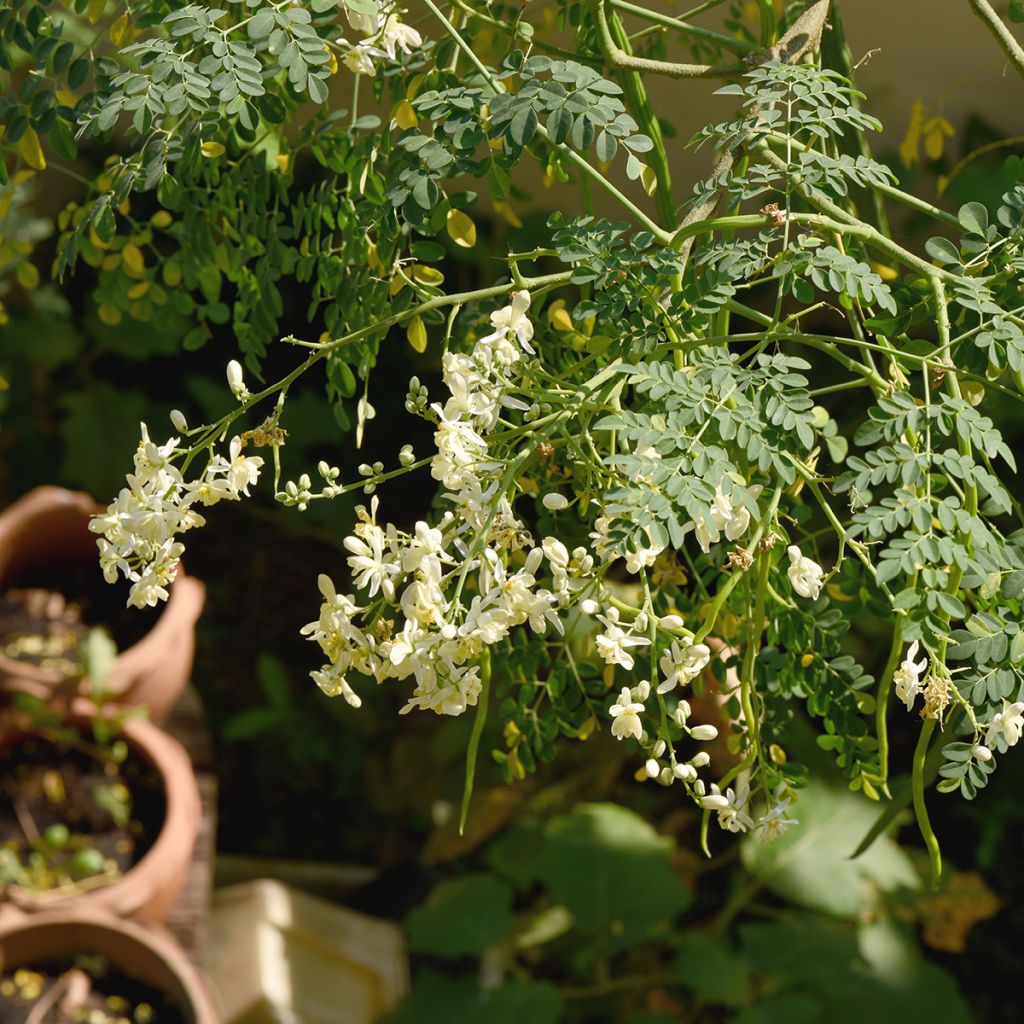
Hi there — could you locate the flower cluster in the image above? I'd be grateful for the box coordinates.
[337,0,422,76]
[304,293,573,715]
[90,419,263,608]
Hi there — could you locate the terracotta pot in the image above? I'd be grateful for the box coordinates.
[0,486,205,723]
[0,909,220,1023]
[0,713,201,925]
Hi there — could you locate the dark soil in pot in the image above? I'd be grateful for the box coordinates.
[0,954,185,1024]
[0,562,163,671]
[0,730,165,898]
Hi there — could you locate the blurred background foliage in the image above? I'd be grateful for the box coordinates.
[2,0,1024,1020]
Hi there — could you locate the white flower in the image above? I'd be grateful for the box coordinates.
[480,291,535,354]
[344,516,400,601]
[786,545,824,600]
[594,608,650,670]
[339,39,377,75]
[658,636,711,693]
[757,798,797,841]
[609,687,645,741]
[709,484,749,542]
[893,640,929,711]
[342,0,380,34]
[542,493,568,512]
[375,14,422,59]
[224,437,263,495]
[701,783,754,833]
[984,700,1024,751]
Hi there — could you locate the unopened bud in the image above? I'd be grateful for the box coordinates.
[226,359,245,396]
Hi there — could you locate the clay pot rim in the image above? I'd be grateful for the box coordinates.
[0,908,219,1023]
[0,486,204,689]
[0,711,200,922]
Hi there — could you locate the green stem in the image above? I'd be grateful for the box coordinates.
[912,717,942,888]
[875,616,905,797]
[603,5,677,228]
[460,647,491,834]
[595,0,744,79]
[607,0,757,55]
[967,0,1024,80]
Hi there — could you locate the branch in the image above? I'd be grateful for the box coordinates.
[596,0,743,79]
[608,0,757,56]
[967,0,1024,80]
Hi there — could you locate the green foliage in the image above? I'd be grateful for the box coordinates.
[535,803,691,946]
[406,874,516,956]
[740,783,917,917]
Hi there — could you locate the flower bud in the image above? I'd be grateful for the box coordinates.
[645,758,660,779]
[634,679,651,701]
[972,744,993,762]
[169,409,188,432]
[653,739,666,758]
[660,614,685,631]
[673,763,697,782]
[226,359,245,396]
[689,751,711,768]
[701,794,730,810]
[542,492,569,512]
[580,599,599,615]
[690,724,719,742]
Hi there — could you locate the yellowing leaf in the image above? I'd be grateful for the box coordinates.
[275,153,289,174]
[410,264,444,286]
[127,280,151,300]
[150,210,173,229]
[899,98,926,168]
[101,253,121,271]
[922,115,955,161]
[18,128,46,171]
[87,0,106,23]
[200,141,225,159]
[406,314,427,353]
[493,200,522,229]
[56,90,78,108]
[961,380,985,406]
[98,302,123,326]
[547,299,574,332]
[16,261,39,289]
[109,11,132,47]
[446,208,477,248]
[162,261,182,287]
[87,225,110,252]
[640,164,658,197]
[394,100,418,131]
[120,242,145,277]
[870,260,898,282]
[326,45,338,75]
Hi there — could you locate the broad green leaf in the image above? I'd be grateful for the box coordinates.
[675,933,750,1006]
[740,783,918,917]
[405,874,515,957]
[537,803,690,948]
